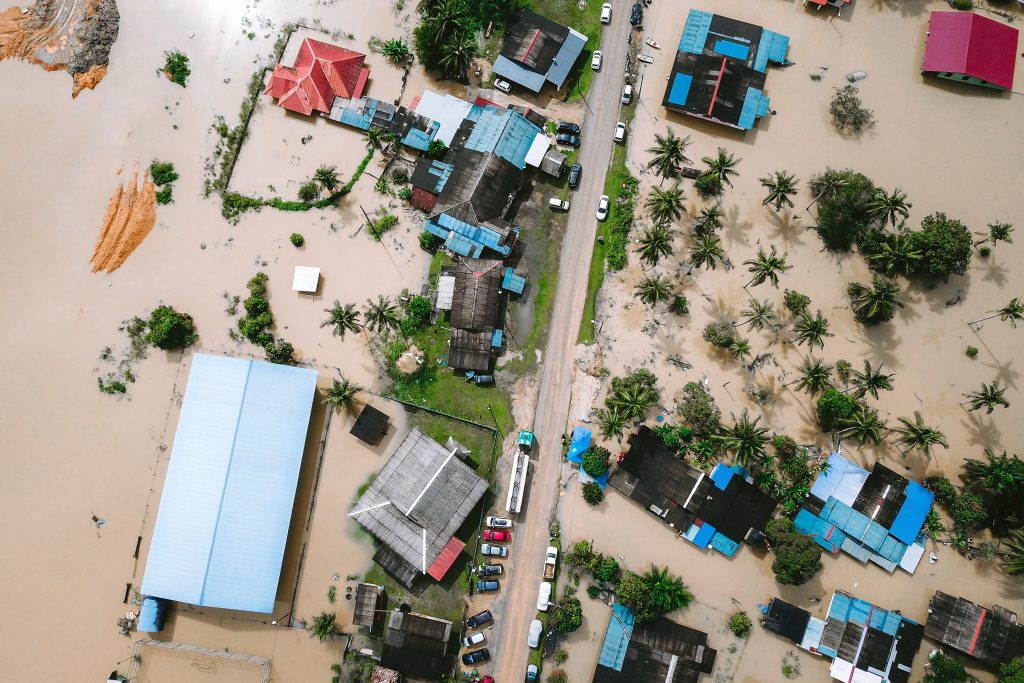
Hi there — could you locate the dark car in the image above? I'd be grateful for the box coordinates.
[630,2,643,26]
[555,133,580,147]
[466,609,494,629]
[568,163,582,189]
[462,648,491,665]
[479,564,504,576]
[476,579,500,592]
[556,120,581,135]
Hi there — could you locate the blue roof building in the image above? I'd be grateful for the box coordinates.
[328,96,439,151]
[492,11,588,93]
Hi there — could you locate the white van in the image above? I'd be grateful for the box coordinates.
[537,581,552,611]
[600,3,612,24]
[548,198,570,211]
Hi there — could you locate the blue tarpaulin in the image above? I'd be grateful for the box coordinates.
[710,463,735,491]
[714,39,749,60]
[137,596,169,633]
[889,481,935,545]
[566,426,591,463]
[667,73,693,106]
[710,533,740,556]
[579,468,611,489]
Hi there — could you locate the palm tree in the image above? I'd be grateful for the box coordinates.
[737,298,775,331]
[695,203,724,236]
[642,566,694,614]
[975,222,1014,247]
[310,611,337,642]
[699,148,740,191]
[1003,528,1024,576]
[793,311,832,350]
[424,0,470,44]
[381,38,411,64]
[964,380,1010,414]
[744,245,790,288]
[962,449,1024,495]
[894,412,948,458]
[362,295,400,333]
[868,233,921,277]
[968,298,1024,328]
[438,32,477,78]
[635,275,673,306]
[848,275,903,325]
[715,411,771,467]
[320,301,362,339]
[596,406,628,440]
[838,407,886,445]
[867,187,912,228]
[760,171,799,211]
[364,127,386,152]
[689,233,723,270]
[729,337,751,361]
[645,185,685,226]
[806,168,849,211]
[794,357,833,394]
[645,128,692,183]
[637,225,674,266]
[608,383,655,419]
[850,360,895,400]
[313,165,340,194]
[324,376,363,414]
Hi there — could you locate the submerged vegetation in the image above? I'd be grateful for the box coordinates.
[162,50,191,87]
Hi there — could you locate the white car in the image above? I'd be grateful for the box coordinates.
[600,3,612,23]
[537,581,552,611]
[548,198,570,211]
[494,78,511,93]
[613,121,626,143]
[591,50,603,71]
[463,631,486,648]
[621,84,633,104]
[486,516,513,528]
[596,195,610,221]
[481,543,509,557]
[528,619,543,648]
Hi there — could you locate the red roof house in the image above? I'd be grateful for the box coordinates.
[922,11,1018,90]
[265,38,370,115]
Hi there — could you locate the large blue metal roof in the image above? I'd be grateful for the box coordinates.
[546,28,587,88]
[141,354,318,613]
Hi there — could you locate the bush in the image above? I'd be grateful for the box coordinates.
[924,476,958,507]
[566,540,595,568]
[597,556,620,584]
[817,388,857,432]
[419,231,442,251]
[582,481,604,505]
[999,657,1024,683]
[398,186,413,201]
[678,381,721,436]
[728,611,753,638]
[950,0,973,9]
[369,214,399,241]
[694,173,721,198]
[810,169,877,251]
[150,161,179,186]
[966,345,979,358]
[391,167,410,184]
[669,294,689,316]
[765,518,823,585]
[298,181,320,202]
[163,50,190,87]
[979,245,991,257]
[654,424,692,451]
[582,446,611,478]
[783,289,811,316]
[924,652,971,683]
[830,85,875,134]
[155,186,173,205]
[426,139,447,159]
[910,212,972,283]
[835,359,852,383]
[290,232,304,247]
[702,321,737,349]
[546,670,568,683]
[263,339,295,365]
[145,305,198,350]
[951,492,988,529]
[550,597,583,634]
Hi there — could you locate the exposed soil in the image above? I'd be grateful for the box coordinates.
[91,169,157,273]
[0,0,119,97]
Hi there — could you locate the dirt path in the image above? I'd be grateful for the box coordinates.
[488,2,635,680]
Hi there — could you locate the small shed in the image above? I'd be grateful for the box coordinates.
[436,275,456,310]
[350,404,391,446]
[292,266,321,293]
[353,583,385,627]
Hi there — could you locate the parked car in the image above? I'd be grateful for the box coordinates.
[462,648,490,665]
[478,563,504,576]
[476,579,500,592]
[556,120,581,135]
[591,50,603,70]
[548,198,570,211]
[494,78,511,93]
[555,132,580,147]
[613,121,626,143]
[483,529,511,542]
[596,195,610,221]
[463,631,486,648]
[600,3,612,24]
[486,516,513,528]
[466,609,494,629]
[537,581,552,611]
[630,2,643,26]
[481,543,509,557]
[568,163,582,189]
[528,619,543,648]
[621,84,633,104]
[526,664,539,681]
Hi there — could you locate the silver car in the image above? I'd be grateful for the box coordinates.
[481,543,509,557]
[528,619,543,648]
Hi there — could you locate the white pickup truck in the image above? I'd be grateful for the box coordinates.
[543,546,558,580]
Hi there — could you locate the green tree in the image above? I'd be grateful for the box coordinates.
[809,169,877,251]
[298,181,320,202]
[364,126,387,152]
[695,203,724,236]
[964,380,1010,414]
[582,445,611,478]
[868,233,921,277]
[426,139,447,159]
[550,597,583,634]
[637,225,674,266]
[894,412,948,458]
[438,31,478,78]
[615,571,652,620]
[760,171,799,212]
[738,298,775,331]
[728,611,753,638]
[145,305,198,350]
[381,38,411,63]
[849,360,895,400]
[968,297,1024,328]
[977,221,1014,248]
[715,411,771,467]
[848,275,903,325]
[689,233,723,270]
[744,245,790,288]
[642,565,694,615]
[597,556,620,584]
[867,186,911,228]
[645,128,692,183]
[838,406,886,445]
[817,388,857,432]
[678,382,721,436]
[324,376,362,414]
[794,357,833,395]
[362,295,400,334]
[829,85,875,134]
[999,656,1024,683]
[729,337,751,362]
[951,492,989,529]
[764,518,823,585]
[595,406,628,440]
[636,274,673,306]
[1003,529,1024,576]
[923,652,971,683]
[911,212,973,283]
[645,185,685,226]
[783,289,811,316]
[321,301,362,339]
[699,148,740,194]
[311,611,337,642]
[702,321,737,349]
[314,165,340,193]
[793,310,832,350]
[263,338,295,365]
[582,481,604,506]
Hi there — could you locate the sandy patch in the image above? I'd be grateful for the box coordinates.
[395,343,423,373]
[91,169,157,273]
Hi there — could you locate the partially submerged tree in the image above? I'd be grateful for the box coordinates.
[968,297,1024,328]
[759,171,799,212]
[738,298,776,331]
[321,301,362,339]
[635,275,673,307]
[867,187,911,228]
[830,85,875,134]
[697,147,740,195]
[764,518,823,585]
[849,360,895,400]
[310,611,337,642]
[645,185,685,226]
[837,406,886,445]
[595,406,628,440]
[145,305,198,350]
[362,295,401,334]
[792,310,832,350]
[964,380,1010,414]
[381,38,412,64]
[689,233,724,270]
[324,376,362,414]
[817,388,857,432]
[715,411,771,468]
[744,245,790,288]
[637,225,674,266]
[894,412,948,458]
[645,128,692,183]
[794,357,833,395]
[314,165,340,194]
[582,445,611,479]
[911,212,973,283]
[695,203,724,236]
[867,233,921,277]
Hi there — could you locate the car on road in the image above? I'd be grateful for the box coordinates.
[537,581,552,611]
[463,631,486,648]
[486,516,513,528]
[630,2,643,26]
[494,78,511,93]
[548,198,570,211]
[613,121,626,143]
[621,84,633,104]
[478,563,503,575]
[596,195,610,221]
[483,529,511,542]
[555,132,580,147]
[568,163,582,189]
[481,543,508,557]
[476,579,500,592]
[462,648,490,665]
[591,50,603,70]
[466,609,494,629]
[526,664,539,681]
[600,3,612,24]
[556,121,581,136]
[528,619,543,648]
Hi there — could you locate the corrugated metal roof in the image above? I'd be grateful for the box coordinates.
[889,481,934,545]
[598,604,636,671]
[923,11,1018,90]
[546,27,588,88]
[141,354,318,613]
[426,536,465,580]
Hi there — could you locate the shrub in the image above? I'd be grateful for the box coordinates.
[426,139,447,159]
[391,167,410,184]
[999,657,1024,683]
[163,50,191,87]
[694,173,720,197]
[566,540,595,568]
[606,232,628,270]
[951,492,988,529]
[555,649,568,664]
[669,294,689,316]
[910,213,973,283]
[950,0,973,9]
[263,339,295,365]
[405,295,432,330]
[597,556,620,584]
[979,245,991,257]
[582,446,611,478]
[586,585,600,599]
[369,214,399,241]
[145,305,198,350]
[924,652,971,683]
[398,186,413,201]
[764,518,823,585]
[150,161,179,186]
[155,186,173,205]
[817,388,857,432]
[966,345,979,358]
[290,233,304,247]
[582,481,604,505]
[546,670,568,683]
[830,85,875,134]
[550,597,583,634]
[298,181,320,202]
[678,382,721,436]
[728,611,753,638]
[835,359,852,383]
[925,476,958,507]
[419,231,442,251]
[654,424,692,451]
[810,169,877,251]
[783,289,811,316]
[702,321,737,349]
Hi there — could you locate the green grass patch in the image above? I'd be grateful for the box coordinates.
[364,564,466,628]
[408,410,499,472]
[538,0,604,102]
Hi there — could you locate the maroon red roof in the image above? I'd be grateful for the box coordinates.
[426,536,465,581]
[265,38,369,115]
[922,11,1018,90]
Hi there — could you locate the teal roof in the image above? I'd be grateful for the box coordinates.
[502,267,526,294]
[754,30,790,72]
[425,160,454,193]
[737,87,770,130]
[679,10,713,54]
[598,604,636,670]
[463,106,541,169]
[426,214,511,258]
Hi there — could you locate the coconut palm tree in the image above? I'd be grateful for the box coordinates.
[961,449,1024,495]
[439,32,477,78]
[968,298,1024,328]
[699,147,740,191]
[975,222,1014,248]
[424,0,472,44]
[894,412,948,458]
[806,168,849,211]
[793,311,832,350]
[695,203,724,236]
[324,376,363,414]
[310,611,337,642]
[867,187,912,228]
[760,171,799,212]
[1003,528,1024,576]
[635,275,673,307]
[362,295,401,333]
[794,357,833,394]
[689,233,723,270]
[838,407,886,445]
[868,233,922,277]
[608,384,655,419]
[637,225,674,266]
[729,337,751,362]
[642,566,694,614]
[848,275,903,325]
[737,298,775,331]
[744,245,790,288]
[645,128,692,183]
[364,127,387,152]
[645,185,685,226]
[596,406,628,440]
[314,165,341,194]
[964,380,1010,414]
[850,360,895,400]
[320,301,362,339]
[714,411,771,467]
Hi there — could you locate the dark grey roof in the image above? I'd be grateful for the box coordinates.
[594,617,717,683]
[764,599,812,644]
[350,404,391,446]
[448,328,493,372]
[450,257,503,331]
[434,148,522,226]
[925,592,1024,668]
[382,611,452,679]
[353,583,383,627]
[500,10,570,73]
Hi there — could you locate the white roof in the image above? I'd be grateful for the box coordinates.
[436,275,455,310]
[830,659,882,683]
[524,133,552,168]
[414,90,472,146]
[292,266,320,292]
[899,542,926,573]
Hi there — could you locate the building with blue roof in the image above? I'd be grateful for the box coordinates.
[663,10,790,131]
[492,11,588,93]
[327,96,439,151]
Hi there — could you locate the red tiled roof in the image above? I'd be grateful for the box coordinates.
[426,536,465,581]
[923,11,1018,90]
[265,38,370,115]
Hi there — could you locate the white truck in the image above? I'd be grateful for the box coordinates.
[543,546,558,580]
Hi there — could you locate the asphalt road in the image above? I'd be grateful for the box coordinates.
[488,2,634,680]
